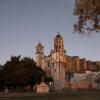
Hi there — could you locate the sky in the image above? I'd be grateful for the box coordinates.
[0,0,100,65]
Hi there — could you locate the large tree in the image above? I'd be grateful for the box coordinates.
[73,0,100,34]
[2,56,45,91]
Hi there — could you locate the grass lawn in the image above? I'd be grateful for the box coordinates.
[0,90,100,100]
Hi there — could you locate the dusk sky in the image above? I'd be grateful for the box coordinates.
[0,0,100,65]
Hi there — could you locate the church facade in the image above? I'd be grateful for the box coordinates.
[35,32,100,90]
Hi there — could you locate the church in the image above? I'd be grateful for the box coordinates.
[35,32,100,90]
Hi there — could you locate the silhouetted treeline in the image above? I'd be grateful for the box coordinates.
[0,55,45,91]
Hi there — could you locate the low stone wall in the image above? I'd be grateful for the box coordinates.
[65,72,100,89]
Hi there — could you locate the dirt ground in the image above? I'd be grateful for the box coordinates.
[0,90,100,100]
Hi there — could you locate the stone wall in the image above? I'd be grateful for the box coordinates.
[65,72,100,89]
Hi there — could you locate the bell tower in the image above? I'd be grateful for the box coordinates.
[54,32,64,52]
[51,32,66,90]
[36,42,45,70]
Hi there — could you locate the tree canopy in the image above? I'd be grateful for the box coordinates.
[0,56,45,91]
[73,0,100,34]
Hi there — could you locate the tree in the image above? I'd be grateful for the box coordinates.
[3,56,22,89]
[0,65,5,90]
[0,65,3,70]
[2,55,45,91]
[73,0,100,34]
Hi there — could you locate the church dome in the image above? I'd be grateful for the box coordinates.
[55,32,62,39]
[36,42,44,48]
